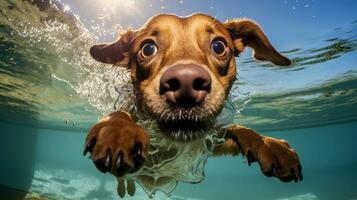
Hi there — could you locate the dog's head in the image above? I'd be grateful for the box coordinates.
[90,13,290,141]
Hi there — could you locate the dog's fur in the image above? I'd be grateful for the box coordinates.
[84,13,302,197]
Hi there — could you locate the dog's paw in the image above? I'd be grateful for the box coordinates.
[83,118,149,177]
[246,137,303,183]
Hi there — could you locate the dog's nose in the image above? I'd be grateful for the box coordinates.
[160,64,211,107]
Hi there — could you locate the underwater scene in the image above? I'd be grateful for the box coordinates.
[0,0,357,199]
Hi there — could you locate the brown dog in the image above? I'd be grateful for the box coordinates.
[84,13,302,197]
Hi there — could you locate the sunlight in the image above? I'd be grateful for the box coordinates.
[92,0,143,20]
[63,5,70,12]
[98,0,138,13]
[275,193,320,200]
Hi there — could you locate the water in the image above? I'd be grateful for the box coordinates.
[0,0,356,199]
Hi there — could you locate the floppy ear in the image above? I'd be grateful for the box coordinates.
[224,19,291,66]
[90,30,135,67]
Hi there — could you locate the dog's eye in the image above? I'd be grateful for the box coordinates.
[211,40,227,56]
[140,42,157,58]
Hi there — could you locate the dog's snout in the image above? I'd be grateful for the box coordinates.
[160,64,211,107]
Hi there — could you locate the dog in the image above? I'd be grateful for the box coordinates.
[83,13,302,197]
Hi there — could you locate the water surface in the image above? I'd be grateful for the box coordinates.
[0,0,356,199]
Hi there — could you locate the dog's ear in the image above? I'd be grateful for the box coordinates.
[224,19,291,66]
[90,30,135,67]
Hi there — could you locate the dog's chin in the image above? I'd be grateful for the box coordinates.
[157,117,215,142]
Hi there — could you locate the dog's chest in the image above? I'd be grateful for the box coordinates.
[145,135,215,180]
[125,99,235,195]
[131,129,225,195]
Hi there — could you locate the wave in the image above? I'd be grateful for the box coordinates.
[0,0,356,132]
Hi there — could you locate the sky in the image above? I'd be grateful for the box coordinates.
[60,0,357,48]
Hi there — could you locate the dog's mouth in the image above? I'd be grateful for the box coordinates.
[156,108,216,141]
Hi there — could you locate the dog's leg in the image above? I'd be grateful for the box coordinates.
[83,110,150,178]
[213,125,303,182]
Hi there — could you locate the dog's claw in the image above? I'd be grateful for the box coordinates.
[262,163,276,177]
[131,142,146,173]
[133,142,143,157]
[104,149,112,168]
[115,151,132,177]
[277,168,301,183]
[291,168,298,183]
[93,148,112,173]
[279,175,294,182]
[297,164,302,171]
[297,164,303,181]
[115,151,123,167]
[299,172,303,181]
[94,157,109,173]
[247,150,255,166]
[83,138,96,156]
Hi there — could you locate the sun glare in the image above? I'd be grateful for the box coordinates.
[99,0,138,13]
[63,5,70,12]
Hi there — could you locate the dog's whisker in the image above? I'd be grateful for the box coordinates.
[159,110,168,121]
[189,132,193,140]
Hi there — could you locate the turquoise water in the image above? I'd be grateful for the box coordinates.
[1,121,357,200]
[0,0,357,199]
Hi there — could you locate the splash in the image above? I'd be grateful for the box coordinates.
[0,1,238,197]
[0,0,133,129]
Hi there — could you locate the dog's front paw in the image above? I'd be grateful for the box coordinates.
[83,118,149,177]
[246,137,303,183]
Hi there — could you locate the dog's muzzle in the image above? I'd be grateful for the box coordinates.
[159,64,211,107]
